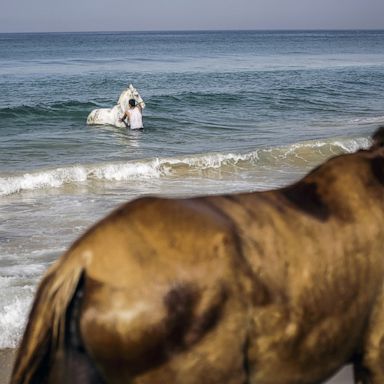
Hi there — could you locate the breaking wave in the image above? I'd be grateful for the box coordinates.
[0,135,370,197]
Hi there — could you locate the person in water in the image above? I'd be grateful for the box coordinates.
[119,99,143,129]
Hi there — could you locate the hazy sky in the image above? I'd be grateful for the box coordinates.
[1,0,384,33]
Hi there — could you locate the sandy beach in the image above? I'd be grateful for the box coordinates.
[0,347,353,384]
[0,349,16,384]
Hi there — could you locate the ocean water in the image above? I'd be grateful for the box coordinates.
[1,30,384,353]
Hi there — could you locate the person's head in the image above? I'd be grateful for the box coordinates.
[128,99,136,108]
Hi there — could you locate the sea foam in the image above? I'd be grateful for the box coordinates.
[0,288,33,349]
[0,136,370,197]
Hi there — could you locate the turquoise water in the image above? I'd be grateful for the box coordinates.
[0,30,383,349]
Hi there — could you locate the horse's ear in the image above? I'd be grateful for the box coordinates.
[371,126,384,150]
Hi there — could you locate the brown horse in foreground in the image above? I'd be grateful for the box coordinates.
[11,128,384,384]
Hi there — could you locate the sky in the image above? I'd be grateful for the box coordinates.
[1,0,384,33]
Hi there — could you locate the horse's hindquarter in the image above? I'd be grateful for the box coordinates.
[78,197,252,384]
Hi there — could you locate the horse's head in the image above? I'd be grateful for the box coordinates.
[117,84,145,112]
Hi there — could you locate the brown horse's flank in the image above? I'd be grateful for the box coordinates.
[164,283,228,348]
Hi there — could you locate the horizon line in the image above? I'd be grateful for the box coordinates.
[1,27,384,35]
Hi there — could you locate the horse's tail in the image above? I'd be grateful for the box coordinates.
[10,249,88,384]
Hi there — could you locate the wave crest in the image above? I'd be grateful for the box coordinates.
[0,136,371,197]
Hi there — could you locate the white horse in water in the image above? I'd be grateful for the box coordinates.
[86,84,145,128]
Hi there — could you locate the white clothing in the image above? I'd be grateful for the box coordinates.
[128,107,143,129]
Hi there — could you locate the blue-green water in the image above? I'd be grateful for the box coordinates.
[1,30,384,350]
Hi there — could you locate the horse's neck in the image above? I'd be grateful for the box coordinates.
[118,91,132,110]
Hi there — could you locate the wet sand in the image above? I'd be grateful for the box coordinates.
[0,348,353,384]
[0,349,16,384]
[326,367,354,383]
